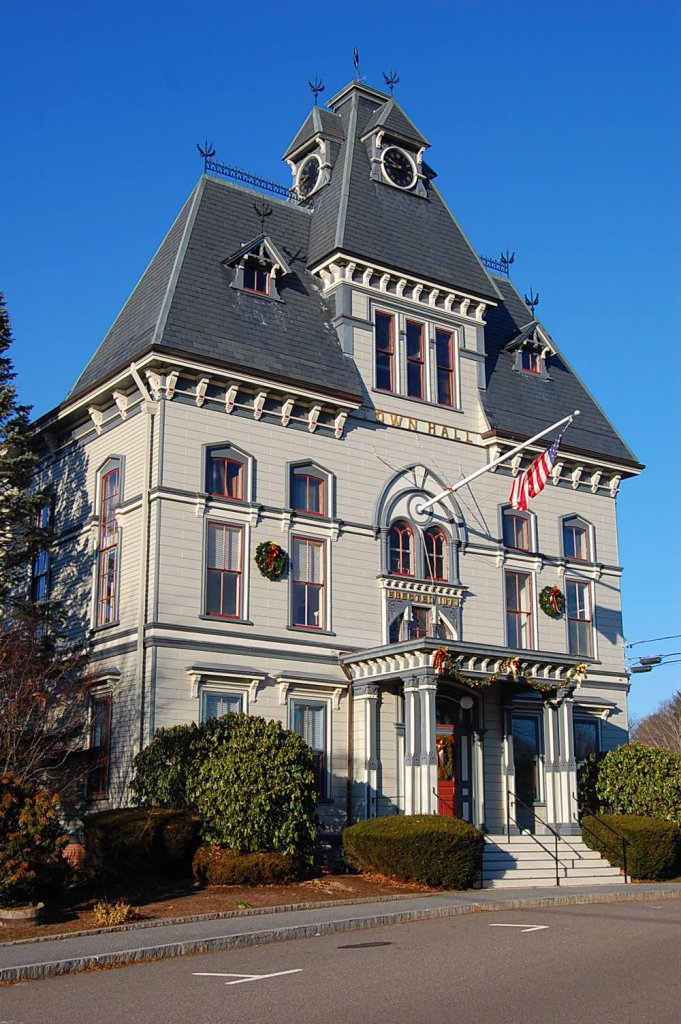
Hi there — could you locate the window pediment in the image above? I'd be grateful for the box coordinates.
[224,234,292,300]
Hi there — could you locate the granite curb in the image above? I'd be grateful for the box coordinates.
[2,886,680,985]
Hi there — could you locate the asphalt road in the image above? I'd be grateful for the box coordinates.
[1,901,680,1023]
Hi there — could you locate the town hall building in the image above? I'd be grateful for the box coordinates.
[36,78,642,882]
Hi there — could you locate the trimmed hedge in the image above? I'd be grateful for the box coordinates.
[192,845,299,886]
[594,744,681,824]
[582,813,681,880]
[343,815,484,889]
[83,808,200,884]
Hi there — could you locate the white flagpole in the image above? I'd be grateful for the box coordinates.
[417,409,580,515]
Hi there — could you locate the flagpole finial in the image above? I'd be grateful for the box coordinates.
[573,409,581,417]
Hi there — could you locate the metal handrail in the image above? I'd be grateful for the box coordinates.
[432,787,456,816]
[506,789,573,886]
[574,796,629,883]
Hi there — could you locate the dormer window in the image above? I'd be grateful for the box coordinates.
[224,235,292,302]
[243,259,270,296]
[520,348,542,374]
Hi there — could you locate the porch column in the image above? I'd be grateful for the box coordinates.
[403,676,421,815]
[502,703,516,834]
[354,683,380,818]
[556,687,579,833]
[542,699,561,829]
[471,725,486,831]
[418,672,438,815]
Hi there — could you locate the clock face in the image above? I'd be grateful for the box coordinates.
[297,156,320,197]
[382,147,416,189]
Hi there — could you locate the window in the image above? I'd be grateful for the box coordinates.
[410,606,430,639]
[563,517,590,561]
[505,570,533,648]
[243,259,269,295]
[375,312,395,392]
[389,520,414,577]
[520,348,542,374]
[503,509,530,551]
[512,714,542,804]
[86,694,111,799]
[31,504,51,602]
[206,522,243,618]
[208,456,243,500]
[292,537,325,629]
[406,320,425,399]
[96,467,120,626]
[567,579,592,657]
[574,717,600,763]
[201,690,243,721]
[292,468,325,516]
[291,699,327,798]
[435,328,455,406]
[424,527,447,580]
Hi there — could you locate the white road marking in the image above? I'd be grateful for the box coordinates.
[193,969,303,985]
[489,924,549,933]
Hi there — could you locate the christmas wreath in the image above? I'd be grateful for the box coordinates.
[255,541,288,581]
[539,585,565,618]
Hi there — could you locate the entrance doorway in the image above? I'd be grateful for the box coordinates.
[435,694,474,821]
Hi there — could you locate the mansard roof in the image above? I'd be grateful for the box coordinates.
[482,276,641,467]
[68,176,363,404]
[282,105,345,161]
[361,96,430,148]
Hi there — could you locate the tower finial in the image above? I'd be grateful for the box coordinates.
[196,139,216,172]
[382,69,399,95]
[500,249,515,267]
[253,200,273,234]
[353,47,361,80]
[524,287,540,313]
[308,76,324,105]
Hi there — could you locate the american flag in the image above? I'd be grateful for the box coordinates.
[509,426,568,511]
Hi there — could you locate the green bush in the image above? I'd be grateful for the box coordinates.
[577,752,606,817]
[343,815,484,889]
[83,808,200,884]
[0,772,68,906]
[132,714,318,865]
[192,845,299,886]
[595,743,681,824]
[582,813,681,880]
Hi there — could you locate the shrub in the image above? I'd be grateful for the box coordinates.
[582,813,681,880]
[93,899,140,926]
[130,721,204,809]
[192,845,299,886]
[83,808,200,884]
[595,743,681,824]
[0,772,68,906]
[577,752,606,817]
[343,815,484,889]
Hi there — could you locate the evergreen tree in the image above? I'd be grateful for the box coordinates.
[0,293,51,610]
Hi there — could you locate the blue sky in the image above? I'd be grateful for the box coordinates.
[2,1,679,718]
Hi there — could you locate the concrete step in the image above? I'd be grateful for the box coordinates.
[481,832,624,888]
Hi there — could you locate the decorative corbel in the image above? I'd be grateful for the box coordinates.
[609,475,621,497]
[146,371,163,400]
[281,398,295,427]
[362,267,373,286]
[248,678,262,705]
[165,371,179,400]
[444,294,455,312]
[195,378,209,407]
[277,680,290,706]
[412,283,423,303]
[475,302,486,321]
[551,461,564,486]
[395,278,407,297]
[281,509,292,533]
[112,391,128,420]
[511,454,523,476]
[308,404,321,433]
[571,466,583,490]
[346,262,356,280]
[248,504,262,528]
[253,391,267,420]
[225,384,239,414]
[379,273,390,292]
[459,298,470,317]
[333,687,344,710]
[330,519,341,541]
[590,470,602,494]
[334,410,347,439]
[188,672,202,699]
[87,407,104,434]
[428,289,440,307]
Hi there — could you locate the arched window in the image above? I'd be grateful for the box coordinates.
[503,507,531,551]
[424,527,448,580]
[389,520,414,576]
[562,516,591,561]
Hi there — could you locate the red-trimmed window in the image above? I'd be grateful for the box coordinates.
[292,470,325,516]
[375,312,395,392]
[406,320,425,399]
[563,518,590,561]
[292,537,325,629]
[411,606,430,639]
[503,509,530,551]
[436,329,455,406]
[243,260,269,295]
[206,522,243,618]
[520,349,542,374]
[505,570,533,649]
[96,468,120,626]
[86,694,111,799]
[389,520,414,577]
[424,527,448,580]
[208,456,244,500]
[567,580,592,657]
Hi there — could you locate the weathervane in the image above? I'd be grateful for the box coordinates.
[353,47,361,80]
[524,287,540,313]
[382,69,399,95]
[253,200,273,234]
[308,76,324,105]
[500,249,515,268]
[196,138,216,173]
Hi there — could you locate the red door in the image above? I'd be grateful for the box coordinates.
[436,729,457,816]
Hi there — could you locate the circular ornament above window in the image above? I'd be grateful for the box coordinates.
[297,155,321,198]
[382,146,417,189]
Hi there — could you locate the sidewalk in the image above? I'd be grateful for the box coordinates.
[2,883,681,984]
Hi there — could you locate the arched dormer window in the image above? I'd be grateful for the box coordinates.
[389,520,414,577]
[502,507,531,552]
[224,235,292,302]
[562,516,592,561]
[205,444,253,503]
[424,526,448,581]
[289,462,332,517]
